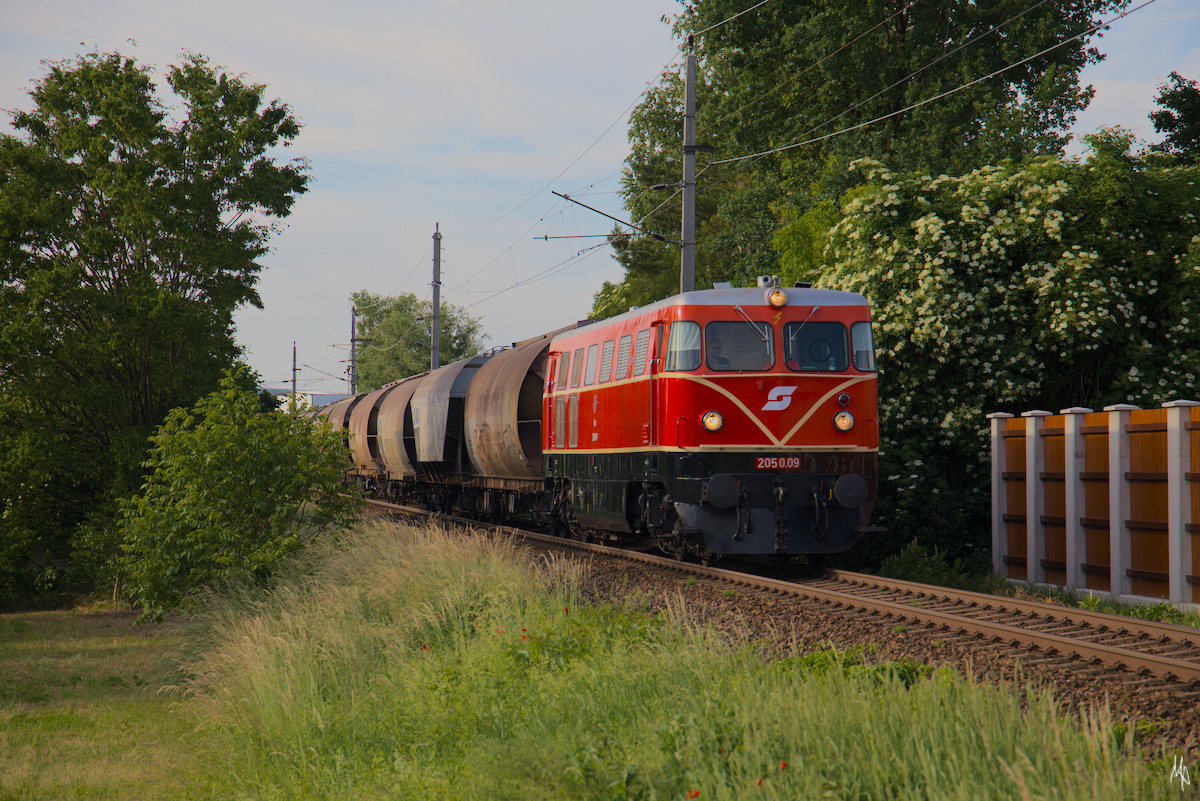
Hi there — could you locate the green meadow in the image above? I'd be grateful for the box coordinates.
[1,521,1181,799]
[0,609,202,799]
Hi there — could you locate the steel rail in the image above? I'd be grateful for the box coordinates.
[822,569,1200,648]
[362,499,1200,683]
[502,529,1200,683]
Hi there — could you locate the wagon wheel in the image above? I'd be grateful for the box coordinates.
[698,548,720,568]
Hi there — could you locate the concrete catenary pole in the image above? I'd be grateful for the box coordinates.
[680,38,697,294]
[432,224,442,371]
[349,309,357,395]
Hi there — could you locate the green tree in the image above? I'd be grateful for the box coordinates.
[351,290,485,390]
[797,132,1200,567]
[0,50,308,605]
[596,0,1127,315]
[1150,71,1200,160]
[120,370,360,620]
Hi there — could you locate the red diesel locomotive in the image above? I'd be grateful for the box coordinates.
[320,278,881,560]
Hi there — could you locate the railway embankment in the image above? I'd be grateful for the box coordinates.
[3,519,1193,799]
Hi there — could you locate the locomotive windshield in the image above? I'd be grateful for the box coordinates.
[704,321,773,371]
[783,321,848,372]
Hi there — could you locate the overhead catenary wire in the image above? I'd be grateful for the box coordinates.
[408,2,776,311]
[692,0,775,36]
[711,0,1162,166]
[361,286,435,354]
[458,240,615,311]
[632,1,923,231]
[287,239,436,371]
[705,0,1057,164]
[468,1,934,288]
[445,49,684,241]
[695,0,923,140]
[438,45,684,300]
[633,0,1154,233]
[379,0,1148,329]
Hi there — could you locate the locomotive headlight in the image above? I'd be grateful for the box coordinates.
[833,411,855,432]
[766,287,789,308]
[701,410,724,432]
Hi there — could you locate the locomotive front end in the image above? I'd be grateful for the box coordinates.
[655,281,880,557]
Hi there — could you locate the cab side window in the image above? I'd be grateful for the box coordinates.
[570,348,585,387]
[556,352,570,390]
[664,321,701,371]
[583,343,600,386]
[851,322,877,372]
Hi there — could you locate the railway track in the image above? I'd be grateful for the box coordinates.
[365,498,1200,690]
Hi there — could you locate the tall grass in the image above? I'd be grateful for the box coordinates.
[179,521,1168,800]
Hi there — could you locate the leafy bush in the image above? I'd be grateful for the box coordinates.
[878,540,1003,593]
[803,135,1200,566]
[119,369,360,620]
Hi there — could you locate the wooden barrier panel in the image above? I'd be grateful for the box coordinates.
[990,400,1200,608]
[1041,412,1067,587]
[1082,410,1111,592]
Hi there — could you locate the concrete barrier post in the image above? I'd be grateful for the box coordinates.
[988,412,1014,577]
[1060,407,1092,591]
[1104,404,1139,601]
[1022,410,1052,586]
[1164,400,1199,604]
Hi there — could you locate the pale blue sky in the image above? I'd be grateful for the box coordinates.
[3,0,1198,392]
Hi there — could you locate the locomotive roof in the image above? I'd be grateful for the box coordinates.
[580,285,868,330]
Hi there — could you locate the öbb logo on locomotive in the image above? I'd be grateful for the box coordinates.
[319,276,882,562]
[761,385,797,411]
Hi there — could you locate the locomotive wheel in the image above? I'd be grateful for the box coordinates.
[573,523,593,544]
[672,543,688,562]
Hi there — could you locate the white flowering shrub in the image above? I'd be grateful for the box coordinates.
[806,131,1200,566]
